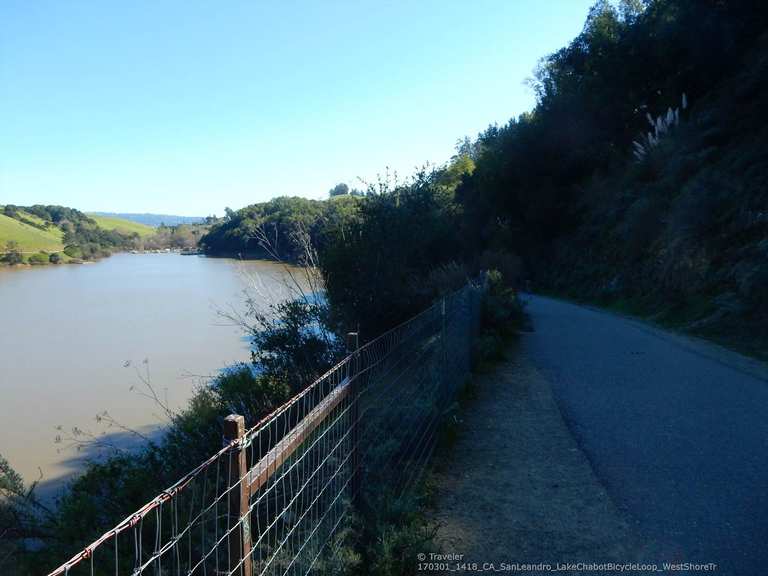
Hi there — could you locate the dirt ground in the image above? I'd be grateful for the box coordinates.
[429,346,649,575]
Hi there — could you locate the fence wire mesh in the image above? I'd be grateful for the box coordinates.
[47,281,484,576]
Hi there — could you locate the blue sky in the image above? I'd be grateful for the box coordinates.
[1,1,595,216]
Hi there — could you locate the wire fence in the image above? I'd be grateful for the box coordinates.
[47,280,485,576]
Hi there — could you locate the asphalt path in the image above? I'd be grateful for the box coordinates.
[521,295,768,575]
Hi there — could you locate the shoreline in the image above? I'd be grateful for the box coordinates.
[0,247,203,269]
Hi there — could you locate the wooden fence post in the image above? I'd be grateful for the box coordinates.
[345,332,361,508]
[224,414,252,576]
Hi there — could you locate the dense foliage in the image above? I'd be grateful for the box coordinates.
[319,166,471,338]
[200,196,330,259]
[459,0,768,254]
[200,161,477,339]
[456,0,768,354]
[141,223,203,250]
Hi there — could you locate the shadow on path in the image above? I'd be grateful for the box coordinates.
[431,345,647,574]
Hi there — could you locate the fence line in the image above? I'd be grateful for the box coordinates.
[46,280,485,576]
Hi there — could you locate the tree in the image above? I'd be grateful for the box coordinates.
[320,168,462,337]
[169,225,197,249]
[328,183,349,197]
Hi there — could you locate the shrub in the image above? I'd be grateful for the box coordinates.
[668,177,737,245]
[620,196,665,260]
[249,299,344,394]
[632,94,687,161]
[478,249,523,287]
[27,252,49,265]
[63,245,82,259]
[2,241,23,265]
[470,270,527,368]
[482,269,526,337]
[211,364,290,424]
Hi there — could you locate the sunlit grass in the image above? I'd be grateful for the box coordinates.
[0,213,64,253]
[88,214,155,237]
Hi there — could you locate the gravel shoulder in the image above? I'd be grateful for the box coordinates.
[430,345,646,574]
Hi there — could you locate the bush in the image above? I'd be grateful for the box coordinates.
[63,245,82,259]
[478,250,523,287]
[3,252,22,265]
[472,270,527,367]
[668,177,737,245]
[249,299,344,394]
[348,489,438,576]
[211,364,290,424]
[2,241,23,265]
[27,252,49,265]
[483,270,526,336]
[620,195,666,260]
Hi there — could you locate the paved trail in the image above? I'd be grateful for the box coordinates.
[432,351,642,574]
[522,295,768,575]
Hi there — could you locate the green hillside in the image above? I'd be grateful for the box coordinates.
[0,213,64,253]
[88,214,154,237]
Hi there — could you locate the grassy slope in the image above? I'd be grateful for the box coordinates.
[0,213,64,253]
[88,214,154,237]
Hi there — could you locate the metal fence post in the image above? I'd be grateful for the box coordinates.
[346,332,361,508]
[224,414,252,576]
[441,297,448,383]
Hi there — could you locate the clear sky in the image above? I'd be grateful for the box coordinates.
[0,1,595,216]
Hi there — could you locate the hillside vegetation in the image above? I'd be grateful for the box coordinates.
[1,205,208,266]
[543,47,768,355]
[88,214,155,237]
[455,0,768,356]
[1,204,141,265]
[200,195,361,261]
[0,213,64,253]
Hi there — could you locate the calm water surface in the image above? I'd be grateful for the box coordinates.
[0,253,303,495]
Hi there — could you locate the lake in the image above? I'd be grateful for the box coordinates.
[0,253,305,498]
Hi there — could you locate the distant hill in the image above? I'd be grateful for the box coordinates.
[91,212,205,227]
[88,214,154,237]
[1,204,143,263]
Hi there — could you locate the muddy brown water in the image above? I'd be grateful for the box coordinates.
[0,253,305,497]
